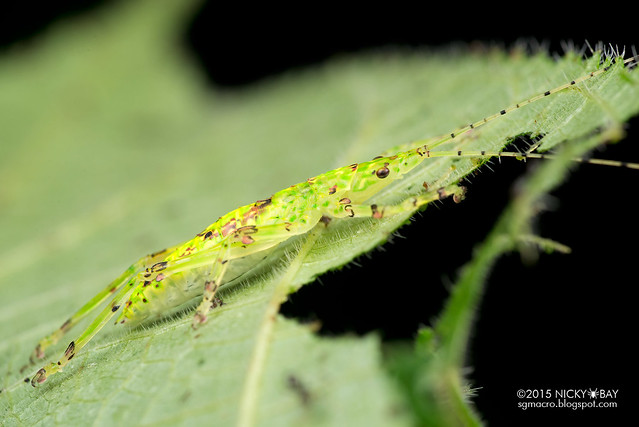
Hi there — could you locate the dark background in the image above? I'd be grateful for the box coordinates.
[3,1,636,425]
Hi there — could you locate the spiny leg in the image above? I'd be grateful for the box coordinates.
[32,241,245,385]
[192,239,231,328]
[30,272,144,386]
[191,220,320,329]
[29,245,199,387]
[328,184,466,220]
[29,247,185,386]
[25,247,176,368]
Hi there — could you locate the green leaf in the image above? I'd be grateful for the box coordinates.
[1,0,638,425]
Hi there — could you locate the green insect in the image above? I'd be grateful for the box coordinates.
[22,53,639,388]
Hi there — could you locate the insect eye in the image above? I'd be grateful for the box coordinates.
[376,167,390,179]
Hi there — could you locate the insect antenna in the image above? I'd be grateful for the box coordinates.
[410,53,639,154]
[418,149,639,170]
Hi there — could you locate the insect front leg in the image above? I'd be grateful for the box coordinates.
[25,247,176,368]
[329,184,466,219]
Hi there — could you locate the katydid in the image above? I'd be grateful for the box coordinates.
[23,52,639,388]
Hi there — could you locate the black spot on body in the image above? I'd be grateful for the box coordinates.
[256,198,272,209]
[376,166,390,179]
[151,261,168,272]
[65,341,75,356]
[345,205,354,217]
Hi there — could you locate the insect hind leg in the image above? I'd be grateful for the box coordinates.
[24,247,176,369]
[30,266,159,387]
